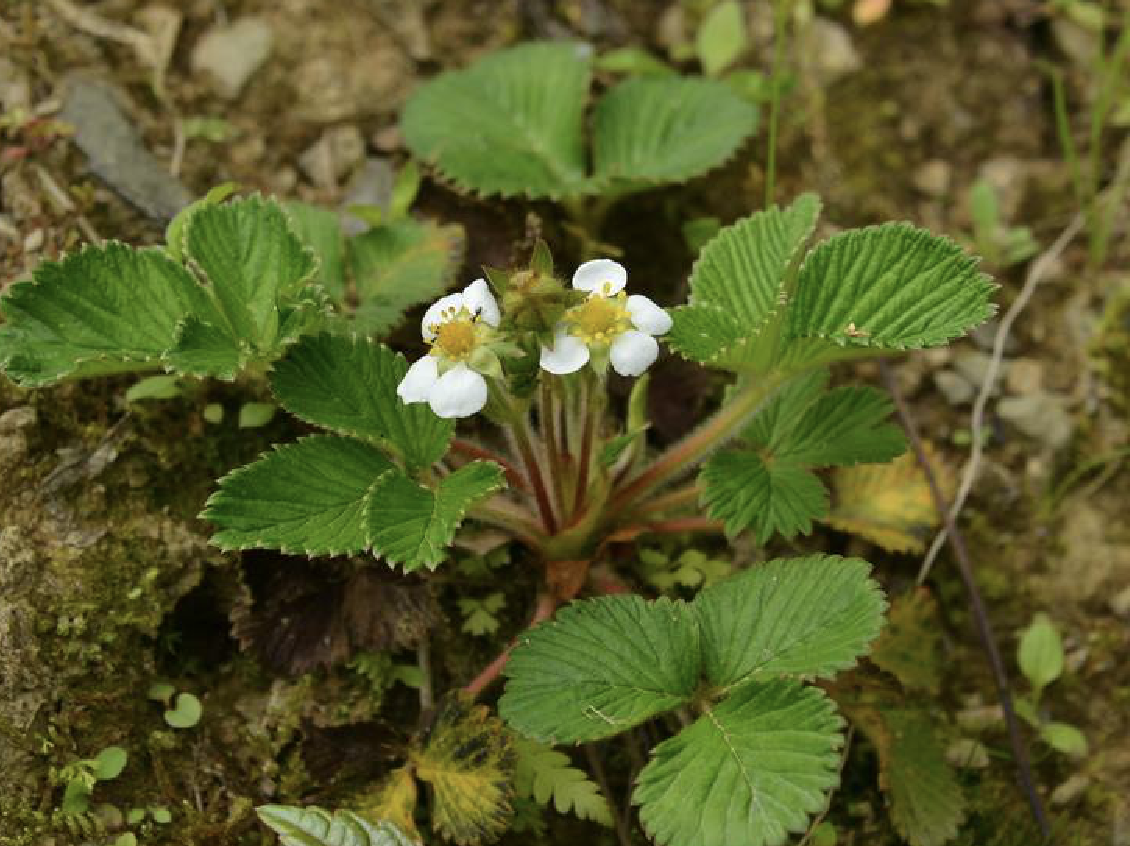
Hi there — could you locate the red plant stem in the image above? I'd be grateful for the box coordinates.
[619,517,724,539]
[507,420,558,535]
[464,592,558,699]
[609,374,783,514]
[470,499,545,550]
[450,438,528,492]
[540,380,568,518]
[571,385,596,519]
[879,361,1049,837]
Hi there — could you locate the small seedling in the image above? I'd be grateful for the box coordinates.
[56,745,128,817]
[1015,613,1088,758]
[148,682,203,729]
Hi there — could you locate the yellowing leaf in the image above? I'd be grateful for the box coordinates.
[824,445,953,553]
[870,589,942,694]
[413,694,515,845]
[357,766,421,844]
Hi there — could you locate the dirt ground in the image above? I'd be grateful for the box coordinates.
[1,0,1128,844]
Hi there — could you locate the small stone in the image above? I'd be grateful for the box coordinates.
[298,125,365,190]
[803,18,862,85]
[955,704,1004,732]
[0,407,36,433]
[997,393,1074,450]
[1109,584,1130,617]
[946,738,989,768]
[978,157,1027,221]
[951,349,1006,392]
[914,159,952,196]
[191,17,274,100]
[934,370,975,405]
[340,157,395,235]
[1052,18,1100,68]
[1050,773,1089,806]
[22,228,43,252]
[1005,358,1043,395]
[969,319,1019,354]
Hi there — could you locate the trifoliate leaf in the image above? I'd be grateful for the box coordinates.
[824,444,950,553]
[270,334,454,471]
[202,435,394,555]
[512,738,612,826]
[668,194,821,370]
[591,76,757,189]
[852,705,966,846]
[786,223,996,351]
[695,1,747,76]
[401,42,591,199]
[185,195,320,350]
[357,766,421,844]
[1018,613,1064,693]
[367,462,505,571]
[500,595,701,744]
[348,219,465,337]
[285,201,347,303]
[700,450,828,543]
[413,693,515,846]
[869,589,942,694]
[257,805,418,846]
[458,593,506,637]
[692,555,886,688]
[0,243,209,386]
[635,679,844,846]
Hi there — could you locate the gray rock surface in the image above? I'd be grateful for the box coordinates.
[191,17,274,99]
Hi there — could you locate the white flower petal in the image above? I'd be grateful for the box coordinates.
[539,328,591,375]
[421,292,465,341]
[610,330,659,377]
[462,278,501,327]
[573,258,627,296]
[397,356,440,403]
[427,364,489,418]
[627,294,672,335]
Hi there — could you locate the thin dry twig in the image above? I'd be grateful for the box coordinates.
[918,213,1085,583]
[880,361,1050,838]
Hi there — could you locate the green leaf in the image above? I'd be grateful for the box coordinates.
[635,679,844,846]
[238,401,277,428]
[413,693,515,845]
[61,779,91,815]
[696,1,747,76]
[700,450,828,543]
[0,243,208,386]
[125,374,181,402]
[390,160,422,220]
[668,194,821,369]
[1040,722,1087,757]
[93,746,128,780]
[401,41,591,199]
[1018,613,1064,693]
[785,223,997,351]
[853,705,966,846]
[513,738,613,826]
[500,595,701,744]
[185,195,322,352]
[592,77,757,190]
[164,316,246,380]
[367,462,505,571]
[164,692,202,728]
[203,435,394,555]
[270,333,454,471]
[870,590,942,694]
[692,555,886,688]
[595,46,675,76]
[285,201,347,302]
[257,805,418,846]
[347,219,465,337]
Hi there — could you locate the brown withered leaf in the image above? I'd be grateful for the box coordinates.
[301,721,405,787]
[234,554,439,675]
[413,693,515,845]
[824,443,954,554]
[870,589,943,694]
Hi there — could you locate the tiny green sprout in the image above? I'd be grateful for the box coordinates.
[93,746,128,781]
[164,692,203,729]
[127,807,146,825]
[150,806,173,824]
[458,592,506,636]
[237,401,277,429]
[113,833,138,846]
[125,374,182,403]
[202,402,224,424]
[1015,613,1088,759]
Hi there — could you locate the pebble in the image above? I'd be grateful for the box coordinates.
[914,159,952,196]
[978,157,1027,221]
[1109,584,1130,618]
[951,349,1005,392]
[60,76,192,221]
[804,18,862,85]
[955,704,1004,732]
[1005,358,1043,395]
[946,738,989,768]
[997,393,1074,450]
[0,406,36,433]
[340,158,395,235]
[22,228,43,252]
[969,320,1019,354]
[191,17,274,100]
[298,125,365,190]
[934,370,974,405]
[1050,773,1089,806]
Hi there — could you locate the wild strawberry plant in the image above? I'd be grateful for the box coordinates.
[0,187,995,846]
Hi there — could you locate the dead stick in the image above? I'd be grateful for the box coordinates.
[879,360,1050,838]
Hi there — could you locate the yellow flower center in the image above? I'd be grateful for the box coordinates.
[568,293,632,345]
[432,317,478,360]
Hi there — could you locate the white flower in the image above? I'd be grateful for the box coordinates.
[396,278,501,418]
[539,259,671,377]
